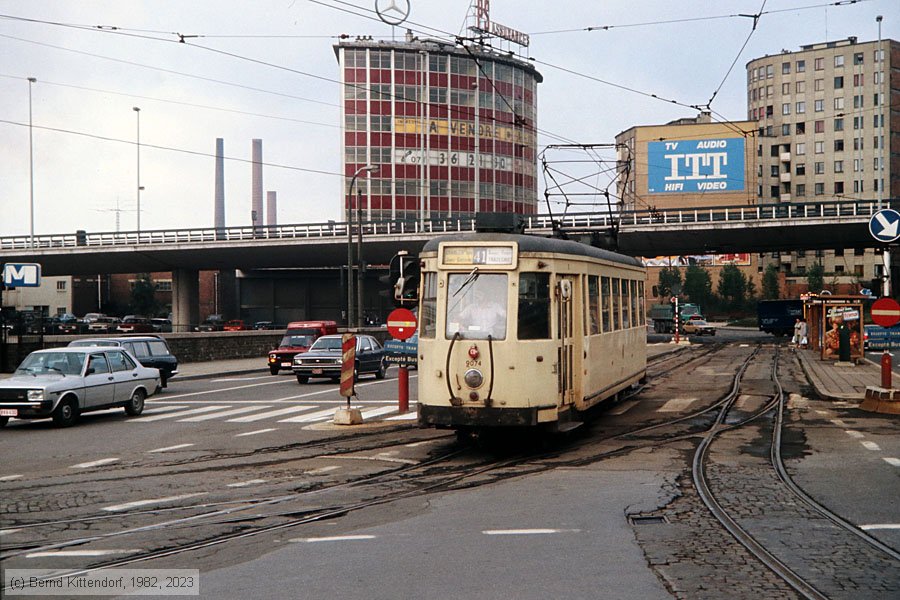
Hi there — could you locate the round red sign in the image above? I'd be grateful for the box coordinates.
[386,307,417,340]
[871,297,900,328]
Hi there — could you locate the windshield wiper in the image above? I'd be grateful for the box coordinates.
[452,267,480,298]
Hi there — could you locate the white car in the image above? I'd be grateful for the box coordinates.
[0,347,160,428]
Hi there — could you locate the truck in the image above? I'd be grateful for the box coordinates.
[757,299,803,336]
[649,302,701,333]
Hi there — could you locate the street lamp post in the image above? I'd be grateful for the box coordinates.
[347,164,378,328]
[27,77,36,248]
[133,107,142,232]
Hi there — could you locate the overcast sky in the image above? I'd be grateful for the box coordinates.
[0,0,896,237]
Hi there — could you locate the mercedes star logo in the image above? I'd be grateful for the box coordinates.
[375,0,410,26]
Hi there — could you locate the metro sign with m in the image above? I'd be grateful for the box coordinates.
[3,263,42,287]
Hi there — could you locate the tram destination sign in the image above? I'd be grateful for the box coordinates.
[441,245,516,267]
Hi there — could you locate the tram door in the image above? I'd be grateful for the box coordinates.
[556,277,576,406]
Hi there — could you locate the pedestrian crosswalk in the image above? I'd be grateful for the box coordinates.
[135,402,418,425]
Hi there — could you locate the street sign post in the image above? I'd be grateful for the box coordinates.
[869,209,900,244]
[871,297,900,328]
[386,308,417,413]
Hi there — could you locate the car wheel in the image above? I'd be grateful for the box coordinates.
[270,367,279,375]
[353,364,360,382]
[375,359,387,380]
[125,389,146,416]
[296,375,309,384]
[0,416,8,428]
[52,397,79,427]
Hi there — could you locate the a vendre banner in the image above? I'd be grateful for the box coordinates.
[647,138,745,194]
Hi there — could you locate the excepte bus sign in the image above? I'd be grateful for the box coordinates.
[647,138,745,194]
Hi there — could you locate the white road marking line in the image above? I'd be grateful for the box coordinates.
[386,412,419,421]
[235,428,278,437]
[860,524,900,531]
[160,375,412,402]
[845,430,865,439]
[404,440,438,447]
[178,406,270,422]
[134,405,230,422]
[360,406,400,419]
[227,405,316,422]
[71,458,119,469]
[658,397,697,412]
[815,410,831,416]
[482,529,567,535]
[210,376,273,382]
[307,466,340,475]
[26,549,140,558]
[227,479,267,488]
[861,441,882,451]
[0,528,22,536]
[0,474,23,481]
[140,405,188,415]
[291,535,376,543]
[830,419,848,427]
[608,399,639,415]
[147,443,195,453]
[278,407,345,423]
[102,492,207,512]
[883,457,900,467]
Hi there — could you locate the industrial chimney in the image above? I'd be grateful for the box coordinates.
[214,138,225,230]
[251,139,263,227]
[266,191,277,227]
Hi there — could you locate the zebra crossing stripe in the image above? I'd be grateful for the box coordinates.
[140,405,189,415]
[227,405,317,422]
[386,412,418,421]
[360,406,399,419]
[179,406,271,422]
[278,407,344,423]
[134,405,230,422]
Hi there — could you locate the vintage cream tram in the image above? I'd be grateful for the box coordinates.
[416,232,647,433]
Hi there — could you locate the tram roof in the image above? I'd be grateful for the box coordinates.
[422,233,644,268]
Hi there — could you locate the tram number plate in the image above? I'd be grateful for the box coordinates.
[0,409,17,417]
[312,369,323,375]
[465,360,482,367]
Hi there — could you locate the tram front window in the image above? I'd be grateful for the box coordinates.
[446,273,508,340]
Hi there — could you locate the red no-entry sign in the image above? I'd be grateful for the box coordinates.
[387,308,417,340]
[871,297,900,328]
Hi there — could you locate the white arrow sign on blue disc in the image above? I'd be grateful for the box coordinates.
[869,209,900,243]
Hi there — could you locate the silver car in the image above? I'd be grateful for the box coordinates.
[0,347,160,428]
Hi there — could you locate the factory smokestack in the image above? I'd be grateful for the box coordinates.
[251,139,263,227]
[214,138,225,230]
[266,191,277,227]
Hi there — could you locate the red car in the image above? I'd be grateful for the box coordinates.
[222,320,248,331]
[267,320,338,375]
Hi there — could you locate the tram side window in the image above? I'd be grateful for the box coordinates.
[611,279,621,330]
[630,280,639,328]
[638,281,645,326]
[622,279,631,328]
[420,272,437,338]
[588,276,600,335]
[517,272,551,339]
[601,276,611,332]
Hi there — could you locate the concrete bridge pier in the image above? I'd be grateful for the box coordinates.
[172,268,200,332]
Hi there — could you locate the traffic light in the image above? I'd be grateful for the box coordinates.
[379,251,419,307]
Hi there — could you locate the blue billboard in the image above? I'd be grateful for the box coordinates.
[647,138,745,194]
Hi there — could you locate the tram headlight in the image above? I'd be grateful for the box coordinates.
[463,368,484,389]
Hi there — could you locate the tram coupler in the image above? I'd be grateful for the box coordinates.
[881,350,892,389]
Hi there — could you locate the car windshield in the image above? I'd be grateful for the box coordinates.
[446,273,508,340]
[281,334,315,348]
[16,352,85,376]
[310,337,343,351]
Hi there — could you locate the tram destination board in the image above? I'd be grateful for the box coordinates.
[440,243,517,267]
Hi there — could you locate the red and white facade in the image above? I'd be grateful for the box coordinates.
[335,36,542,221]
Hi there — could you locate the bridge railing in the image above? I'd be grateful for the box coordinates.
[0,198,893,251]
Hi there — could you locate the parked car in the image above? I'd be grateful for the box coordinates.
[43,314,78,334]
[69,336,178,388]
[150,318,172,332]
[267,320,338,375]
[222,319,248,331]
[87,316,121,333]
[291,333,386,384]
[682,319,716,336]
[253,321,279,330]
[0,347,159,428]
[81,313,106,324]
[116,316,154,334]
[195,315,225,332]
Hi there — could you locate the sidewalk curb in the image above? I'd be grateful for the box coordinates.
[794,350,862,402]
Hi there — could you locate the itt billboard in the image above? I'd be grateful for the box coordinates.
[647,138,745,194]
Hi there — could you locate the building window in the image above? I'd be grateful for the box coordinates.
[767,85,773,97]
[796,143,806,155]
[835,181,844,194]
[854,265,864,277]
[873,114,884,128]
[834,55,844,68]
[782,103,791,115]
[853,73,863,86]
[874,49,884,62]
[815,121,824,134]
[834,160,844,173]
[874,71,883,84]
[853,52,864,65]
[853,137,863,151]
[796,163,806,175]
[814,161,825,174]
[771,165,780,177]
[815,182,825,195]
[853,116,862,130]
[834,139,844,151]
[782,123,791,135]
[766,105,774,117]
[796,59,806,72]
[853,180,864,193]
[814,99,824,112]
[814,78,824,91]
[766,64,774,78]
[835,265,845,273]
[834,76,844,89]
[56,280,66,291]
[814,57,824,70]
[796,122,805,134]
[835,248,844,257]
[853,95,864,109]
[834,118,844,132]
[796,80,806,93]
[771,185,780,199]
[782,82,790,95]
[782,62,791,74]
[814,141,824,154]
[854,248,865,256]
[834,97,844,110]
[796,101,805,114]
[796,184,806,197]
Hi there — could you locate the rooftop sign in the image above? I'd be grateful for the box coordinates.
[471,0,530,47]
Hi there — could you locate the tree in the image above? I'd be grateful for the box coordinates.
[683,265,713,306]
[806,262,825,294]
[657,266,682,298]
[130,274,159,316]
[717,264,748,306]
[762,263,780,299]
